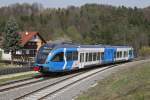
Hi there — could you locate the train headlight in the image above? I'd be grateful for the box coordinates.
[33,66,40,71]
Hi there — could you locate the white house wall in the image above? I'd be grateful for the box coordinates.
[0,48,11,60]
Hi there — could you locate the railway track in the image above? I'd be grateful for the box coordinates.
[0,70,87,100]
[0,68,91,93]
[0,77,43,92]
[0,59,138,91]
[0,59,144,100]
[15,64,116,100]
[0,72,55,92]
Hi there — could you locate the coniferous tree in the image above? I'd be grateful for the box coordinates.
[2,17,21,62]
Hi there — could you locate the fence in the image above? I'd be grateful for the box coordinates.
[0,60,34,75]
[0,66,33,75]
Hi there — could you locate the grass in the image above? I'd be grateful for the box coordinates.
[76,62,150,100]
[0,63,21,69]
[0,73,37,85]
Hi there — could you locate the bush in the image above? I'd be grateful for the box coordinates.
[139,46,150,57]
[0,51,2,60]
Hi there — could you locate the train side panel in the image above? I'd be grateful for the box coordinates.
[78,48,105,69]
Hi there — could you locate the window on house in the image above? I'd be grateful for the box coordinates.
[4,50,9,54]
[16,50,22,54]
[26,50,29,54]
[29,50,36,55]
[32,42,35,45]
[33,35,37,39]
[22,50,26,54]
[29,50,32,54]
[34,50,37,55]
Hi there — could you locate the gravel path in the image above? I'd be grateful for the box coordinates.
[44,59,150,100]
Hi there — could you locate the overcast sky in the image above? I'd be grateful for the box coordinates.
[0,0,150,8]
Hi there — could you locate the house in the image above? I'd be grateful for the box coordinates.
[14,32,46,61]
[18,32,46,55]
[0,32,46,61]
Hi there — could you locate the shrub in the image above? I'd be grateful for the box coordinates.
[139,46,150,57]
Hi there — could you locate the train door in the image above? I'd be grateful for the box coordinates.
[65,49,78,70]
[129,49,133,59]
[104,48,115,63]
[113,48,117,61]
[79,53,85,68]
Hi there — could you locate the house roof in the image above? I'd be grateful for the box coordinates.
[20,32,46,46]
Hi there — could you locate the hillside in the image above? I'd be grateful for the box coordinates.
[76,61,150,100]
[0,3,150,54]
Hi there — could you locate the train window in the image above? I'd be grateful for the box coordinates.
[118,51,120,58]
[124,51,128,57]
[93,53,96,61]
[66,52,72,61]
[66,51,78,61]
[89,53,92,61]
[101,52,104,60]
[51,52,64,62]
[119,51,121,58]
[120,51,123,58]
[86,53,89,62]
[129,50,133,56]
[72,52,78,60]
[124,51,126,57]
[97,52,100,60]
[131,50,133,56]
[80,53,84,62]
[117,52,119,58]
[114,52,116,58]
[42,47,52,54]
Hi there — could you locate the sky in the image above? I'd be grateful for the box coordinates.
[0,0,150,8]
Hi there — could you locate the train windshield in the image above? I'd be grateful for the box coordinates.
[36,46,52,64]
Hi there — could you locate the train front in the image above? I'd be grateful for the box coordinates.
[33,44,53,73]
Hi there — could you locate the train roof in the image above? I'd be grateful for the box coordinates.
[43,42,132,50]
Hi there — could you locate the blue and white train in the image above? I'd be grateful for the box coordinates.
[33,42,134,73]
